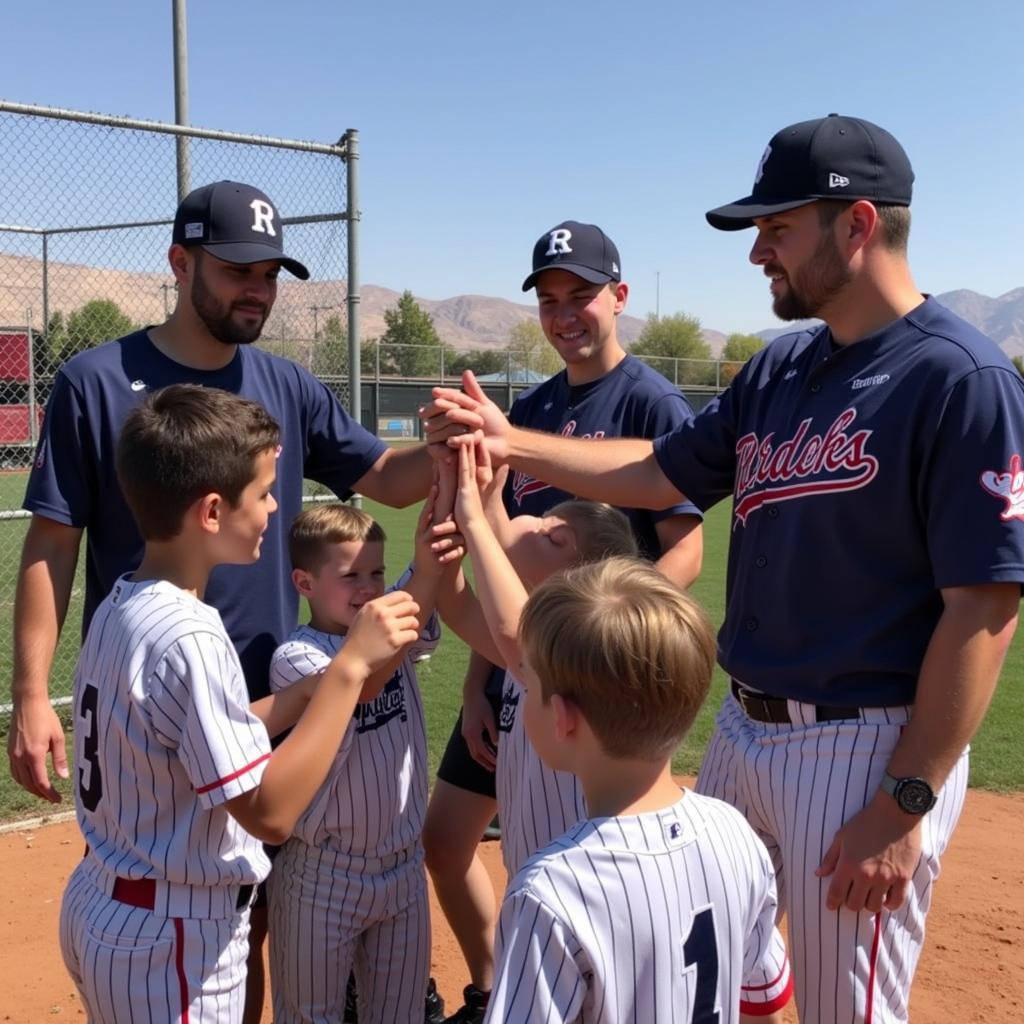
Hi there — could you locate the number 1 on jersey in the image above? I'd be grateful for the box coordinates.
[683,905,721,1024]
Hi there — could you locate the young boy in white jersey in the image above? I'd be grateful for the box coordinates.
[59,384,422,1024]
[486,556,793,1024]
[436,443,638,885]
[267,494,461,1024]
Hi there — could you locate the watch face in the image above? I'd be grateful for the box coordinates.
[897,778,935,814]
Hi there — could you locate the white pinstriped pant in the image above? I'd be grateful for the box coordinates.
[60,860,252,1023]
[697,695,967,1024]
[267,837,430,1024]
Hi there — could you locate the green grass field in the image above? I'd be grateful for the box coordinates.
[0,482,1021,823]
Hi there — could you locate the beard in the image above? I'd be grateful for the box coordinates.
[191,262,268,346]
[770,230,851,321]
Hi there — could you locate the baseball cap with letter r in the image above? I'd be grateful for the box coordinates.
[522,220,621,291]
[173,180,310,279]
[706,114,914,231]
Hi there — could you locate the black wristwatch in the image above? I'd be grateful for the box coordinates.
[880,773,936,815]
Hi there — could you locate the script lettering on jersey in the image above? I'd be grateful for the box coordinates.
[511,420,606,506]
[980,452,1024,522]
[498,684,519,734]
[733,408,878,526]
[354,673,407,733]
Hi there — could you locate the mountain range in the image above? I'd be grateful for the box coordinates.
[0,251,1020,359]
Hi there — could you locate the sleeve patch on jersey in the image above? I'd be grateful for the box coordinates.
[195,751,271,794]
[979,453,1024,521]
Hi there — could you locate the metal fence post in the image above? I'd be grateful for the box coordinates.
[344,128,361,433]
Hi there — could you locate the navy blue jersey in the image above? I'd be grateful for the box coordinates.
[504,355,701,558]
[653,297,1024,706]
[25,329,387,699]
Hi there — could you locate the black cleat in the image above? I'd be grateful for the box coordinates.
[425,976,446,1024]
[443,984,491,1024]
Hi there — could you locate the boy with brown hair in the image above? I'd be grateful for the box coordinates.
[267,496,459,1024]
[485,556,792,1023]
[59,384,421,1024]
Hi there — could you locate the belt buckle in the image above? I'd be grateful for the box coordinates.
[734,683,758,719]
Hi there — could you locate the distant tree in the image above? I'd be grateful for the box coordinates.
[375,291,456,377]
[36,311,68,376]
[1013,355,1024,378]
[58,299,134,364]
[312,314,349,378]
[720,332,766,383]
[630,312,714,385]
[505,320,562,377]
[447,348,508,378]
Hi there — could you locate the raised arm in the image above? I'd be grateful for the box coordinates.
[421,370,683,510]
[455,443,530,671]
[8,515,83,802]
[354,443,435,508]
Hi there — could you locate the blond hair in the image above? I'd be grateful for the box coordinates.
[546,499,639,565]
[519,556,716,761]
[289,503,386,573]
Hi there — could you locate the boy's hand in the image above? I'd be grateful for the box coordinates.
[455,439,487,528]
[415,481,466,579]
[336,592,421,679]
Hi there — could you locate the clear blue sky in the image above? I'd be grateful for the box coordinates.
[4,0,1023,334]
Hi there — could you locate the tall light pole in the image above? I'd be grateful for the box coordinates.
[172,0,191,200]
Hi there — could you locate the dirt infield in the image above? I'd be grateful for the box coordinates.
[2,785,1021,1023]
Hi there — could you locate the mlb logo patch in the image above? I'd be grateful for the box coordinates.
[184,222,204,239]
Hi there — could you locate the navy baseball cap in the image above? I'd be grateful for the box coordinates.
[706,114,915,231]
[522,221,621,291]
[172,180,310,279]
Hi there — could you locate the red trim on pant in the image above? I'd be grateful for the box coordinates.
[174,918,190,1024]
[865,911,883,1023]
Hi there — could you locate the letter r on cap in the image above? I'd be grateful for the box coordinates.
[545,228,572,256]
[250,199,277,236]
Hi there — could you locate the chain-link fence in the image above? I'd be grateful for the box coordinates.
[0,100,356,712]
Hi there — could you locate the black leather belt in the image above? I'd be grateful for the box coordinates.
[730,680,859,724]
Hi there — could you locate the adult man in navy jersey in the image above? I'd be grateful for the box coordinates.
[422,221,703,1023]
[8,181,436,1024]
[424,119,1024,1023]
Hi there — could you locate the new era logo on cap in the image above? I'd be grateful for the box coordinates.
[706,114,915,231]
[172,181,310,279]
[522,220,622,291]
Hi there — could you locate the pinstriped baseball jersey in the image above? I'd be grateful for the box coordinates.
[486,791,792,1023]
[72,575,272,899]
[268,574,439,856]
[495,672,587,879]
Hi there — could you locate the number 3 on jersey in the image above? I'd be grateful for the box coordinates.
[77,683,103,811]
[683,905,721,1024]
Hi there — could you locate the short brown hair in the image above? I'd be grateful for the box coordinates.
[545,500,639,564]
[116,384,280,541]
[816,199,911,253]
[289,503,386,573]
[520,557,716,761]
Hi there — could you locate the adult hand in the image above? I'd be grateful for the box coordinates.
[420,370,511,463]
[816,793,923,912]
[7,695,69,804]
[461,687,499,771]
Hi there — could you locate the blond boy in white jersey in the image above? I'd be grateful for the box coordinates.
[486,557,793,1024]
[59,385,422,1024]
